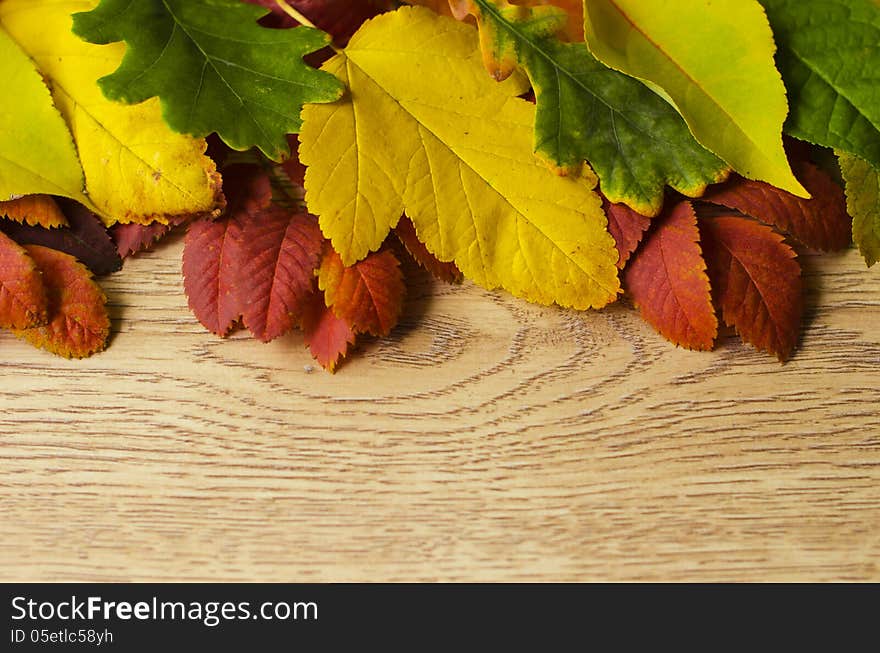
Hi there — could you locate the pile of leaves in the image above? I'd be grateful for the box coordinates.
[0,0,877,369]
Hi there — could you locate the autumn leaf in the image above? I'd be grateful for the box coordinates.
[111,221,174,259]
[0,196,68,229]
[0,0,223,226]
[318,248,405,337]
[700,159,851,252]
[1,199,122,276]
[700,216,802,361]
[760,0,880,169]
[302,292,356,372]
[411,0,584,39]
[583,0,805,198]
[246,0,395,44]
[73,0,344,161]
[239,210,325,342]
[0,232,48,329]
[14,245,110,359]
[624,201,717,350]
[183,217,245,337]
[839,153,880,267]
[0,27,84,204]
[603,198,652,269]
[439,0,726,216]
[395,216,463,284]
[301,7,620,310]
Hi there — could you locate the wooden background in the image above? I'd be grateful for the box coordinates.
[1,235,878,582]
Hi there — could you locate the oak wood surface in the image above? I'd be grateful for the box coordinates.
[1,236,878,582]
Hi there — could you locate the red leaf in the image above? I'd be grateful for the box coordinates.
[318,248,405,337]
[0,231,48,329]
[244,0,393,44]
[280,135,307,188]
[239,210,325,342]
[111,221,173,259]
[395,216,462,283]
[182,217,244,337]
[700,216,803,362]
[699,162,850,251]
[0,195,67,228]
[302,292,356,372]
[603,197,652,269]
[14,245,109,358]
[625,201,717,350]
[223,164,273,217]
[1,199,122,276]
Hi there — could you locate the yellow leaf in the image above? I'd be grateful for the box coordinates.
[582,0,808,198]
[300,7,620,310]
[0,0,222,225]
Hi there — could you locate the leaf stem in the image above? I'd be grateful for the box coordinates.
[274,0,318,30]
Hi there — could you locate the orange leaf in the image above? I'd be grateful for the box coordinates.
[603,197,652,269]
[318,248,405,337]
[624,201,717,350]
[0,231,48,329]
[0,195,68,228]
[700,216,802,362]
[395,216,463,284]
[14,245,109,358]
[302,291,356,372]
[699,162,850,251]
[239,210,325,342]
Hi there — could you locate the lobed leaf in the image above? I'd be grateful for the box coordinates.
[74,0,345,161]
[301,7,620,310]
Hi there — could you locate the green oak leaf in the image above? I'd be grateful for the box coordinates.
[464,0,728,216]
[72,0,344,162]
[839,153,880,267]
[760,0,880,169]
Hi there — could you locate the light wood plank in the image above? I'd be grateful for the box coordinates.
[1,236,878,581]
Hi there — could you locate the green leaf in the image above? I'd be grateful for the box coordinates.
[760,0,880,169]
[582,0,806,199]
[72,0,345,162]
[0,28,84,202]
[460,0,728,216]
[839,153,880,267]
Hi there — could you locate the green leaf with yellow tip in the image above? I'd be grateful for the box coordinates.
[301,7,620,310]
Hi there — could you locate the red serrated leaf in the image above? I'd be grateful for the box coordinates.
[239,210,325,342]
[0,231,48,329]
[603,197,652,269]
[245,0,393,44]
[111,221,173,259]
[14,245,109,358]
[0,195,67,228]
[700,216,802,362]
[699,162,850,251]
[394,216,462,283]
[183,217,244,337]
[318,248,405,337]
[302,291,356,372]
[624,201,717,350]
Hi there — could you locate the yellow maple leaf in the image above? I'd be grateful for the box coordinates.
[300,7,620,310]
[0,0,222,225]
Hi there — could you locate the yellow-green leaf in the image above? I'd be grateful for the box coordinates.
[301,7,620,310]
[839,153,880,267]
[0,28,84,203]
[0,0,222,225]
[582,0,807,197]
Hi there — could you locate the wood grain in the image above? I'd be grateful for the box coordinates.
[1,235,878,582]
